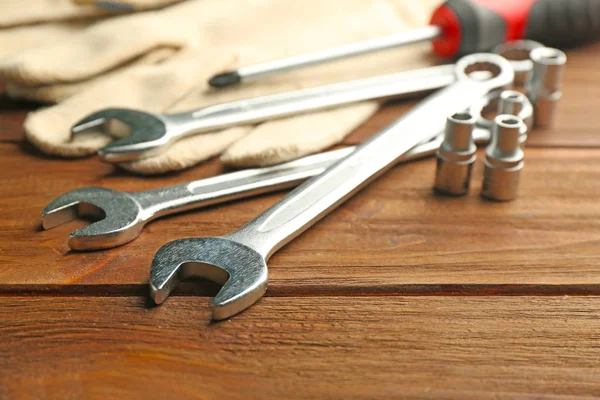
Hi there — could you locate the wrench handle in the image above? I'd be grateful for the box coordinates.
[166,65,457,139]
[228,73,505,258]
[132,148,352,220]
[131,135,450,221]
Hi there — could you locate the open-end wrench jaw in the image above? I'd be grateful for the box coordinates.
[42,187,144,250]
[71,108,169,163]
[150,237,268,321]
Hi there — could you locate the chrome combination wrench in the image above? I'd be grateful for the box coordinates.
[71,40,538,163]
[73,64,457,163]
[148,53,514,320]
[42,88,531,251]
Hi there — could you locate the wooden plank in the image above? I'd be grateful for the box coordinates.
[0,95,37,142]
[2,143,600,294]
[1,295,599,399]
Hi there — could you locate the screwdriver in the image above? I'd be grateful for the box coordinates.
[209,0,600,88]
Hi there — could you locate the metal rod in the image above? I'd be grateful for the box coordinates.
[209,26,442,88]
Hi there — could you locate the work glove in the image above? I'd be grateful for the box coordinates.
[1,0,442,174]
[0,22,91,63]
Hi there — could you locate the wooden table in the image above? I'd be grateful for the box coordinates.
[2,43,600,399]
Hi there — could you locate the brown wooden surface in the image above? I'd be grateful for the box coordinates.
[2,146,600,297]
[2,296,600,399]
[2,42,600,398]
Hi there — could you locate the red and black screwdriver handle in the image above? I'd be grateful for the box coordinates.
[430,0,600,57]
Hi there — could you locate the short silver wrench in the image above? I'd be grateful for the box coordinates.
[149,53,514,320]
[40,137,449,251]
[72,41,539,164]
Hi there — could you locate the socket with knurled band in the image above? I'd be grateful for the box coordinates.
[527,47,567,128]
[481,114,525,202]
[434,112,477,196]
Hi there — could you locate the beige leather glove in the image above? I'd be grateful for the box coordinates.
[0,22,91,61]
[0,0,120,63]
[2,0,442,174]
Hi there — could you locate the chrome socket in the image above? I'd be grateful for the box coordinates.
[481,115,526,202]
[532,90,562,129]
[468,89,532,150]
[434,112,477,196]
[498,90,525,115]
[497,90,530,148]
[493,40,544,88]
[527,47,567,128]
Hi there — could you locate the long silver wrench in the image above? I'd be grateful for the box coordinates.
[72,64,458,163]
[149,53,514,320]
[42,89,531,251]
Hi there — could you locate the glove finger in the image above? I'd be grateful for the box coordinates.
[73,0,184,11]
[0,9,189,86]
[118,127,250,174]
[0,0,107,28]
[220,102,379,168]
[0,21,93,61]
[5,47,176,102]
[1,0,237,86]
[24,50,233,157]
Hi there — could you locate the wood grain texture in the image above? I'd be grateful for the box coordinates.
[0,96,37,142]
[1,40,600,400]
[1,144,600,294]
[2,295,600,399]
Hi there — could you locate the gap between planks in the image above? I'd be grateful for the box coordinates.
[2,283,600,297]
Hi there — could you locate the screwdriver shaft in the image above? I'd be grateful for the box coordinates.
[237,25,442,83]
